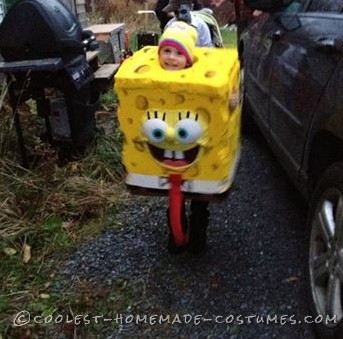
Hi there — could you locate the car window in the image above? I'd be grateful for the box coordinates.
[284,0,303,13]
[307,0,343,12]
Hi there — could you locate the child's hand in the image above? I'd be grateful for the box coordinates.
[229,90,239,110]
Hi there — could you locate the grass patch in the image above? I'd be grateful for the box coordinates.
[221,28,237,48]
[88,0,159,45]
[100,90,118,112]
[0,86,128,337]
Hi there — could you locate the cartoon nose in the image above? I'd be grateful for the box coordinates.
[165,127,176,142]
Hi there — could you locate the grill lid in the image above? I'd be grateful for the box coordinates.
[0,0,84,62]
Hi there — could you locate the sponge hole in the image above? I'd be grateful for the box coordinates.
[134,65,150,73]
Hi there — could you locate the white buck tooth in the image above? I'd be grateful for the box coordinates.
[164,150,173,158]
[175,151,185,160]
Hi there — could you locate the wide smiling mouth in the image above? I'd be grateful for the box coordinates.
[148,144,199,167]
[164,64,179,70]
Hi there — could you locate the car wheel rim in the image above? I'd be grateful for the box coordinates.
[310,187,343,326]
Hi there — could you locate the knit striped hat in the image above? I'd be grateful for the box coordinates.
[158,21,198,66]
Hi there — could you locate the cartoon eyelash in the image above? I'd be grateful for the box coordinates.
[178,111,198,120]
[147,111,166,120]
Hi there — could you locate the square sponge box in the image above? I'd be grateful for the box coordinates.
[114,46,241,195]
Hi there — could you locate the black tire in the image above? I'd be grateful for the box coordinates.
[240,66,249,134]
[306,162,343,339]
[187,200,209,254]
[240,66,257,136]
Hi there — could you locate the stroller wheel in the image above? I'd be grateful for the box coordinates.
[187,200,209,254]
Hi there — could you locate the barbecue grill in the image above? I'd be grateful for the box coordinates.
[0,0,100,166]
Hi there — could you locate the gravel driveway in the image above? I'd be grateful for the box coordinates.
[60,133,316,339]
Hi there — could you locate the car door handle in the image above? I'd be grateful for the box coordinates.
[314,38,340,53]
[267,30,282,41]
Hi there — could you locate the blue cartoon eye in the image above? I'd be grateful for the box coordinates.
[175,119,202,144]
[143,119,167,143]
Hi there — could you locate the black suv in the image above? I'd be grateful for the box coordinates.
[240,0,343,338]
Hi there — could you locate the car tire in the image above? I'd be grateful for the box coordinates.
[240,66,256,135]
[306,162,343,339]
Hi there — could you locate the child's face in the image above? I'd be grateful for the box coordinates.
[159,45,188,71]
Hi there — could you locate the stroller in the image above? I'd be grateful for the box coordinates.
[115,4,241,254]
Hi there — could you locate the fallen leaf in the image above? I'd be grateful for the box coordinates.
[284,276,299,283]
[62,221,73,229]
[70,162,81,173]
[3,247,17,256]
[22,244,31,264]
[40,293,50,299]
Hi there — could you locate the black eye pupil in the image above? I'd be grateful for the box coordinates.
[153,130,163,138]
[178,129,187,138]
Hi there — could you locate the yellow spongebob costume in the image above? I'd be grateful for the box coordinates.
[114,46,241,196]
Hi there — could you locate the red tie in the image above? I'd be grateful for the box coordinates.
[168,174,187,246]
